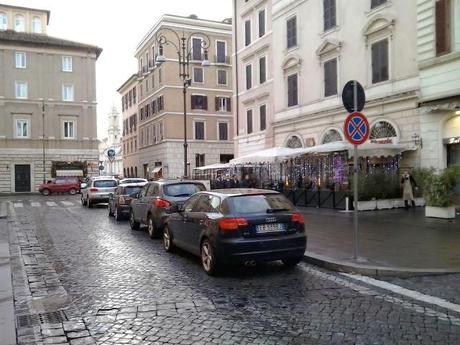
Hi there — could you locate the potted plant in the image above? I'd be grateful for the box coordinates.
[415,166,460,219]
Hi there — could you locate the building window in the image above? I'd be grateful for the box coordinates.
[32,16,42,33]
[62,84,74,101]
[62,56,73,72]
[259,56,266,84]
[435,0,452,56]
[324,58,338,97]
[216,97,231,112]
[323,0,336,31]
[192,37,202,60]
[15,119,29,138]
[158,95,164,111]
[286,136,303,148]
[216,41,226,63]
[287,74,298,107]
[0,13,7,31]
[193,67,204,83]
[195,154,205,168]
[245,64,252,90]
[370,121,397,139]
[245,19,251,46]
[287,16,297,49]
[371,0,387,9]
[219,122,228,141]
[194,121,205,140]
[15,52,26,69]
[191,95,208,110]
[322,129,342,144]
[371,38,389,84]
[63,121,75,139]
[158,68,162,84]
[247,109,253,134]
[217,70,227,85]
[14,14,25,32]
[260,104,266,131]
[15,81,27,99]
[258,9,266,38]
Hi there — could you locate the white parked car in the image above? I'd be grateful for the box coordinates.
[81,176,118,208]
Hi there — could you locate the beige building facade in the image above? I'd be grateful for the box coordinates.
[233,0,274,157]
[125,14,234,179]
[0,4,101,193]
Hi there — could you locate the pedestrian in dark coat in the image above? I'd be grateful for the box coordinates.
[230,175,239,188]
[240,174,251,188]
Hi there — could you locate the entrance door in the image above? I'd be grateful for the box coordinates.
[15,165,31,192]
[447,143,460,203]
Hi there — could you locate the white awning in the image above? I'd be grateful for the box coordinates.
[230,147,296,164]
[56,170,83,177]
[152,166,162,173]
[194,163,231,171]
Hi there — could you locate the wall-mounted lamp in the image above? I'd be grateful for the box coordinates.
[412,133,423,149]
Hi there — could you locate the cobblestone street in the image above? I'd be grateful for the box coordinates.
[3,195,460,345]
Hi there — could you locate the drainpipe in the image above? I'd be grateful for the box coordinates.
[233,0,239,138]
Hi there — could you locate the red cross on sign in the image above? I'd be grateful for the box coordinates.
[344,112,370,145]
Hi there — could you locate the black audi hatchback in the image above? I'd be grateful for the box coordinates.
[164,189,307,275]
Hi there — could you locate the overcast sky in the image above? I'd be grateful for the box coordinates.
[4,0,233,138]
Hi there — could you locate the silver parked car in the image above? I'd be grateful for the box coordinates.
[81,176,118,208]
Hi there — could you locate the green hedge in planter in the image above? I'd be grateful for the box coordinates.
[413,166,460,207]
[352,171,401,201]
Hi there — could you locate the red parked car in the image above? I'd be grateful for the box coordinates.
[39,177,81,196]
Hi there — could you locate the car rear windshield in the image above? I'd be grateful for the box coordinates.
[227,194,294,215]
[94,180,117,188]
[163,183,205,197]
[123,186,141,195]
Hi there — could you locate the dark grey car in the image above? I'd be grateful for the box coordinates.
[129,179,206,238]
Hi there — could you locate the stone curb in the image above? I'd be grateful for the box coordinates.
[303,251,460,278]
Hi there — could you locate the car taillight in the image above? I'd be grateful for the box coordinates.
[119,196,126,205]
[291,213,305,225]
[154,198,171,209]
[89,188,98,192]
[219,218,249,232]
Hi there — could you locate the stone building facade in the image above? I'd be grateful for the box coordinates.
[119,14,234,179]
[0,4,101,193]
[98,106,123,177]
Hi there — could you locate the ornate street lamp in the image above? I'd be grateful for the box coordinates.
[155,28,210,178]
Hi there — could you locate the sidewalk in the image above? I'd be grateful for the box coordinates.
[300,206,460,276]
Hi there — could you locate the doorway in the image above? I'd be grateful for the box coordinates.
[15,164,31,192]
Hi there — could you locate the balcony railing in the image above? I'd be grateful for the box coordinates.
[214,55,230,64]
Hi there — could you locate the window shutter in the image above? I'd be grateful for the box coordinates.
[226,98,231,112]
[215,97,219,111]
[380,39,388,81]
[203,96,208,110]
[435,0,451,55]
[191,95,196,109]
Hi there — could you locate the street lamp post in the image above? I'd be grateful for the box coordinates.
[41,99,46,184]
[155,29,210,178]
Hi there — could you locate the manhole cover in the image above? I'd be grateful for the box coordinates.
[17,310,68,327]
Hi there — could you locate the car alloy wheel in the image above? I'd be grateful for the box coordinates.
[69,188,76,195]
[163,226,174,252]
[201,239,219,276]
[130,211,140,230]
[42,189,50,196]
[147,215,157,239]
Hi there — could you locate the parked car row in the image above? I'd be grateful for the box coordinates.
[80,177,307,275]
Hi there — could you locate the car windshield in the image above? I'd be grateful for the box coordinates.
[227,194,294,215]
[163,183,205,197]
[94,180,117,188]
[124,186,141,195]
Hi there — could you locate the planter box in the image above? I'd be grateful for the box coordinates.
[425,206,456,219]
[356,200,377,211]
[414,197,425,207]
[377,199,394,210]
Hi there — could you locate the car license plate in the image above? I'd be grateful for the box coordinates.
[256,223,285,233]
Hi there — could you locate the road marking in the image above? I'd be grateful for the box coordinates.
[298,263,460,325]
[341,273,460,314]
[61,201,74,206]
[46,201,57,207]
[31,202,40,207]
[13,202,23,208]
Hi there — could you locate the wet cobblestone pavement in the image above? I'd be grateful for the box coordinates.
[4,195,460,344]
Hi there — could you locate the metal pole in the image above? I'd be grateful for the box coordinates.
[183,83,188,178]
[42,100,46,183]
[353,81,359,260]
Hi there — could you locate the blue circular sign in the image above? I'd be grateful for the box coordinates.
[107,149,116,158]
[344,112,370,145]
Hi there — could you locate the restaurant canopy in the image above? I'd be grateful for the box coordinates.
[229,147,296,165]
[194,163,231,171]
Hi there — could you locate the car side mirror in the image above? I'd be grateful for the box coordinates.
[167,204,183,214]
[80,183,88,189]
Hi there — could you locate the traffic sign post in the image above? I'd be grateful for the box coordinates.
[343,80,369,261]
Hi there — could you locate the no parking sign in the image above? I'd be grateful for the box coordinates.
[344,112,370,146]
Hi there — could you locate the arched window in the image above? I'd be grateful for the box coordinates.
[370,121,397,139]
[0,13,7,31]
[14,14,25,32]
[322,129,342,144]
[286,135,303,148]
[32,17,41,33]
